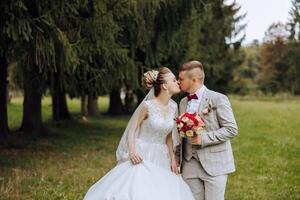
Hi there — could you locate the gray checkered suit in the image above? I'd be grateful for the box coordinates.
[176,87,238,200]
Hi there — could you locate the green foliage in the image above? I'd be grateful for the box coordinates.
[286,41,300,94]
[2,0,247,98]
[169,0,246,93]
[72,0,134,96]
[231,42,260,95]
[287,0,300,95]
[256,3,300,96]
[258,23,290,95]
[0,0,31,58]
[289,0,300,41]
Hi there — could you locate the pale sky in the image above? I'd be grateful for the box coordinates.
[234,0,292,44]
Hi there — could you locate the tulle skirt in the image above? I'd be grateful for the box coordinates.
[83,138,195,200]
[83,159,195,200]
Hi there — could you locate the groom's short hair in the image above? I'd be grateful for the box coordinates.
[180,60,204,72]
[180,60,205,82]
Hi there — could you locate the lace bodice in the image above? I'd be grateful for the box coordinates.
[138,99,177,144]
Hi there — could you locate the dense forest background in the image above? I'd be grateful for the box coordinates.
[0,0,299,143]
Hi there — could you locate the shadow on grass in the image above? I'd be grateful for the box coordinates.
[0,113,130,169]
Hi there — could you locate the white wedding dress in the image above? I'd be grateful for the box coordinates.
[83,99,195,200]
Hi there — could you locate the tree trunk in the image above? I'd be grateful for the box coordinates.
[108,87,123,115]
[81,95,88,117]
[0,56,9,143]
[87,95,100,116]
[124,89,135,114]
[52,72,71,121]
[6,80,11,103]
[19,66,44,135]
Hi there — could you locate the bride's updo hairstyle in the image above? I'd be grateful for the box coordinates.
[143,67,172,97]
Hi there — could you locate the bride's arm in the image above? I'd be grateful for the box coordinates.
[128,102,148,164]
[166,133,179,174]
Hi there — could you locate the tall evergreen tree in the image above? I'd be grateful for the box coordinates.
[16,1,78,134]
[287,0,300,94]
[0,0,34,142]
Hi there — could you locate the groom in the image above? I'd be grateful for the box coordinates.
[176,60,238,200]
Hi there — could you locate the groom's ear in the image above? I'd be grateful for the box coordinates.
[191,76,197,83]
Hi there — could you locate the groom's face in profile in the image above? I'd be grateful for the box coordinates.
[178,71,192,93]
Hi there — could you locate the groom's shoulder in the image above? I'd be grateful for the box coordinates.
[208,89,225,97]
[207,89,229,102]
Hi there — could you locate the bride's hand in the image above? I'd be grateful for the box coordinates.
[170,158,179,175]
[129,152,143,165]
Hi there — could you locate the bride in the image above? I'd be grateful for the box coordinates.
[83,67,195,200]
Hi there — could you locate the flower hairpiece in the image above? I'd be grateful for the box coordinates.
[152,70,159,81]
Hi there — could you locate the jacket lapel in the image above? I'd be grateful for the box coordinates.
[198,87,209,114]
[180,97,188,114]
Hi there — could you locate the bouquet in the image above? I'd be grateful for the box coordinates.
[175,112,205,138]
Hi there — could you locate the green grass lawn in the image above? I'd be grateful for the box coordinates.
[0,96,299,200]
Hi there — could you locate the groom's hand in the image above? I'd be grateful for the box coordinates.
[189,135,201,145]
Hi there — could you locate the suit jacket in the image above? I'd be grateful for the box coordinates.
[175,87,238,176]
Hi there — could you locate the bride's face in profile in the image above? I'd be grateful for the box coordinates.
[162,72,180,95]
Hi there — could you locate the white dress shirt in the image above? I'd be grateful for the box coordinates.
[186,85,206,113]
